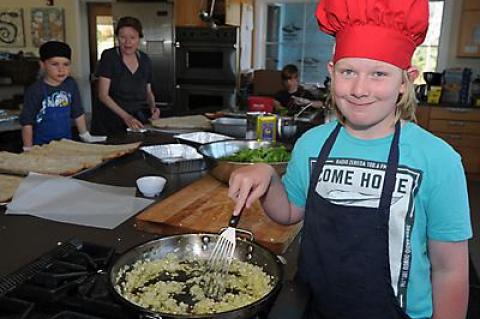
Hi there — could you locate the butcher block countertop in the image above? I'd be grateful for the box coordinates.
[136,174,303,255]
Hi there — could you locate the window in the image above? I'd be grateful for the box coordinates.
[412,1,444,84]
[263,0,444,86]
[265,1,335,85]
[95,15,114,60]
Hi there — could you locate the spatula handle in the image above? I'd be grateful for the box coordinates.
[229,205,245,228]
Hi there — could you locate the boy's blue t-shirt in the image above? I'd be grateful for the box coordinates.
[20,77,84,126]
[283,120,472,319]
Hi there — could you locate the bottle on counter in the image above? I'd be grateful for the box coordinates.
[257,114,277,142]
[246,112,277,142]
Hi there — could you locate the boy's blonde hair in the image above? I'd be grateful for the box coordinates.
[327,70,417,124]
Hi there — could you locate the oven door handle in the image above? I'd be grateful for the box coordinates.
[175,42,235,49]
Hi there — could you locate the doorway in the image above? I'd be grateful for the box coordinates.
[87,2,114,106]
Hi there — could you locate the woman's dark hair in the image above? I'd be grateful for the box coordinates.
[281,64,299,80]
[115,16,143,38]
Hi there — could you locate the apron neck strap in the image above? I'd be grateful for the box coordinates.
[310,121,402,211]
[378,120,401,211]
[309,123,342,190]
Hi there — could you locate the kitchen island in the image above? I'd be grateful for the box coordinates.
[0,131,307,319]
[1,128,478,319]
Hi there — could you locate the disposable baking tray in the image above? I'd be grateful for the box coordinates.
[140,144,207,173]
[211,118,247,138]
[0,114,18,123]
[173,132,233,147]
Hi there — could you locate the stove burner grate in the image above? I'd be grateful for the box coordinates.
[0,239,126,319]
[0,239,84,297]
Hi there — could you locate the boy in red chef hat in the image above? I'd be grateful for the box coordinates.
[228,0,472,318]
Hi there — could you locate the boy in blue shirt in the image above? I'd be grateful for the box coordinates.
[228,0,472,318]
[20,41,105,149]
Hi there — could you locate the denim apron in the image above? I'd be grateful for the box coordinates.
[299,121,410,319]
[34,82,72,145]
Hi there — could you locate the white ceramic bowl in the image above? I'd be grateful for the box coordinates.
[136,176,167,197]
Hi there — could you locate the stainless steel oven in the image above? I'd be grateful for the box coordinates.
[175,83,236,114]
[175,27,237,85]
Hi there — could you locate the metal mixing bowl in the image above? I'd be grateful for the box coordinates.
[198,140,289,184]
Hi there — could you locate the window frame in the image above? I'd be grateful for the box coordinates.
[254,0,449,79]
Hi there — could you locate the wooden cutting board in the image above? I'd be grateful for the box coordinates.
[135,175,302,254]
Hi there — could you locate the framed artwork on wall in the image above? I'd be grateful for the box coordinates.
[31,7,65,47]
[0,8,25,47]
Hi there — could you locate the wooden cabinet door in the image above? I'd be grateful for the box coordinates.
[175,0,207,27]
[175,0,244,27]
[429,107,480,121]
[415,106,430,129]
[225,0,241,26]
[463,0,480,10]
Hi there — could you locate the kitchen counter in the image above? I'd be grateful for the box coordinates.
[0,118,21,132]
[0,132,176,274]
[4,129,475,318]
[418,102,480,109]
[0,130,307,319]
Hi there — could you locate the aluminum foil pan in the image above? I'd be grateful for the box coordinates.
[0,114,18,123]
[141,144,207,173]
[173,131,233,146]
[211,117,247,138]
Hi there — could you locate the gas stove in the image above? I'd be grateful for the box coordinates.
[0,239,129,319]
[0,239,275,319]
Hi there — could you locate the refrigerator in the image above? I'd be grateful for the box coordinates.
[112,1,175,112]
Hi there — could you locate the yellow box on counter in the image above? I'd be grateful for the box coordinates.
[427,86,442,104]
[256,114,277,142]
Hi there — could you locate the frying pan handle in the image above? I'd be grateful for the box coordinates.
[229,204,245,228]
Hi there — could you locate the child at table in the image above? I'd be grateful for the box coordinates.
[228,0,472,318]
[20,41,105,150]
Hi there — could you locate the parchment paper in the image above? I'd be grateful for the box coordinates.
[6,173,153,229]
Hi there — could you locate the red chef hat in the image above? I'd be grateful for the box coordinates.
[316,0,429,69]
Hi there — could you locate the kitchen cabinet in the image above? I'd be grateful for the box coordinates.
[456,0,480,57]
[418,106,480,175]
[463,0,480,10]
[174,0,207,27]
[0,59,39,86]
[174,0,248,27]
[415,105,430,129]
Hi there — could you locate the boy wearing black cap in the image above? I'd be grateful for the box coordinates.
[20,41,105,149]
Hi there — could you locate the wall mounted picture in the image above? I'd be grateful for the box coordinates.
[0,8,25,47]
[457,10,480,57]
[31,7,65,47]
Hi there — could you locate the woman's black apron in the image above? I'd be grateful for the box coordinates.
[299,121,411,319]
[91,50,149,136]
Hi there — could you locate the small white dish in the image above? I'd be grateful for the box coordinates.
[136,176,167,197]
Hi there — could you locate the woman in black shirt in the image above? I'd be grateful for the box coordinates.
[91,16,159,136]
